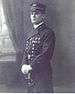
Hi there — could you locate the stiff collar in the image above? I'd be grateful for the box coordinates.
[33,22,44,29]
[27,23,47,40]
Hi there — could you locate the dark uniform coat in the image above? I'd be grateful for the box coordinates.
[22,23,55,93]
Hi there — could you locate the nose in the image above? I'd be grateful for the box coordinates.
[31,12,36,17]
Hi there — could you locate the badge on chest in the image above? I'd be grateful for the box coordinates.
[27,36,41,45]
[25,35,41,52]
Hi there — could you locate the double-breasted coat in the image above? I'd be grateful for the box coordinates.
[21,23,55,93]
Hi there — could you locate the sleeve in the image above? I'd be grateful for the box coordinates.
[21,49,28,65]
[31,31,56,72]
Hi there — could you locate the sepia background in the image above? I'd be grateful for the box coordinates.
[0,0,75,93]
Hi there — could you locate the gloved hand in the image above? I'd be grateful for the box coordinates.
[21,64,32,74]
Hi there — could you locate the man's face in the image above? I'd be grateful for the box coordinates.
[30,11,45,25]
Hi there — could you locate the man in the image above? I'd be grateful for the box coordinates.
[21,2,55,93]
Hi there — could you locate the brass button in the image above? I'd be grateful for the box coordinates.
[32,47,34,50]
[28,54,31,59]
[38,37,40,40]
[35,37,38,40]
[32,44,35,47]
[32,51,34,53]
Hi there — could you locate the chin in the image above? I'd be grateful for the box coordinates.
[32,21,37,24]
[33,21,41,25]
[31,20,35,23]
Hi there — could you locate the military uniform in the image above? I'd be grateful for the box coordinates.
[22,23,55,93]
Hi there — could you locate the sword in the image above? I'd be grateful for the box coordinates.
[24,70,34,87]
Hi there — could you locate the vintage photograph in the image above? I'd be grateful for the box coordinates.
[0,0,74,93]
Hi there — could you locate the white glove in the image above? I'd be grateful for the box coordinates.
[21,64,32,74]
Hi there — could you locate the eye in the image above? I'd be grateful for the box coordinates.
[30,11,41,15]
[35,11,41,15]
